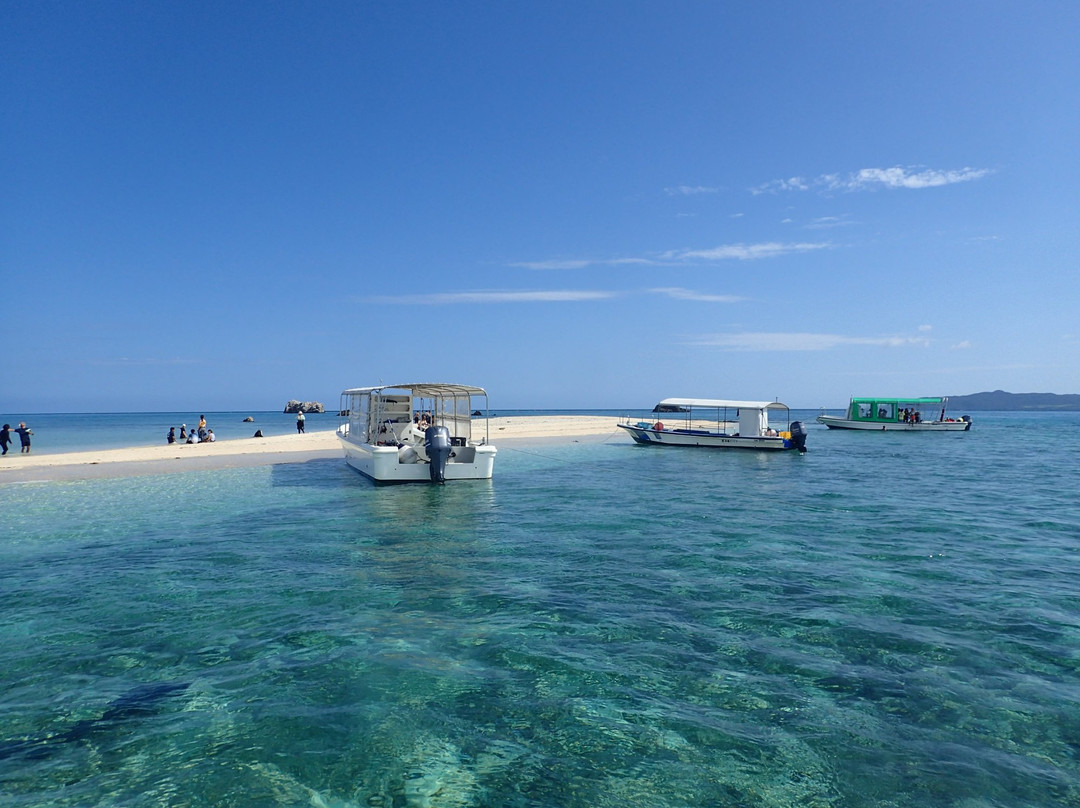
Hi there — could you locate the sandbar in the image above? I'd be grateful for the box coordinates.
[0,416,625,483]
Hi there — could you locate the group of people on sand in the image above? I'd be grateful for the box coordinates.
[0,422,33,455]
[167,415,215,445]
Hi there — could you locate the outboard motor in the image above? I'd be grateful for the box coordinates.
[788,421,808,453]
[424,425,453,483]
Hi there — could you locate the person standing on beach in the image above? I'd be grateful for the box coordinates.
[0,424,12,455]
[14,422,33,453]
[296,410,305,434]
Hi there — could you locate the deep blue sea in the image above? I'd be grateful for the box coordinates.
[2,411,1080,806]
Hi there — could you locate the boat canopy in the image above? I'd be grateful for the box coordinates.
[655,398,789,411]
[849,396,945,405]
[341,383,489,398]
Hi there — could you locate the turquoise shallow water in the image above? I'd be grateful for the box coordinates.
[2,413,1080,806]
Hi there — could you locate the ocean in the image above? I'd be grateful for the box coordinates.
[2,411,1079,806]
[0,409,634,455]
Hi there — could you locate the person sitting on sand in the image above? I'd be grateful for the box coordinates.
[167,427,176,444]
[206,429,216,442]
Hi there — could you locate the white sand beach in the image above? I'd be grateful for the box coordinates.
[0,416,624,483]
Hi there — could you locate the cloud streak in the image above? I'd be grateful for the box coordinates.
[363,287,746,306]
[665,185,719,195]
[663,242,831,261]
[515,241,832,271]
[510,258,652,270]
[364,289,621,305]
[650,287,745,303]
[685,331,933,351]
[752,165,991,195]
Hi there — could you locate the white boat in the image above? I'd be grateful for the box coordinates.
[337,383,497,483]
[817,396,972,431]
[618,398,807,452]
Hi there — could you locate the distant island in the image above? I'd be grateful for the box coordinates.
[948,391,1080,411]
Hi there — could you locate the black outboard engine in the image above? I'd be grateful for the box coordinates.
[424,425,453,483]
[788,421,808,453]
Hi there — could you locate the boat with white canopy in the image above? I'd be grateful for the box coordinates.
[337,383,497,483]
[618,398,807,452]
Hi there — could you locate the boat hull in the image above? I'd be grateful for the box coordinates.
[816,416,971,431]
[617,423,798,450]
[338,431,496,483]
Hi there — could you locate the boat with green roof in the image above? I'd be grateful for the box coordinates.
[817,396,972,431]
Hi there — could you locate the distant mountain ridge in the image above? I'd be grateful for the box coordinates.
[948,391,1080,411]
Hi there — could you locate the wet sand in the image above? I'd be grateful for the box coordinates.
[0,416,625,483]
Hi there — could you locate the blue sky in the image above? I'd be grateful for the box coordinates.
[3,2,1078,412]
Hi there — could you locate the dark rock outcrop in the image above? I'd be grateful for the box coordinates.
[283,400,325,414]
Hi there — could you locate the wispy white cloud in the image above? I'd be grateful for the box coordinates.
[365,290,620,305]
[951,340,972,350]
[510,258,652,270]
[514,241,832,270]
[750,177,810,194]
[685,331,932,351]
[804,214,856,230]
[649,287,745,303]
[364,287,747,306]
[665,185,719,196]
[835,166,991,191]
[752,165,992,195]
[663,242,831,261]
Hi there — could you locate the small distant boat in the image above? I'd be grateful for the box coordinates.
[337,383,497,483]
[817,397,972,431]
[618,398,807,452]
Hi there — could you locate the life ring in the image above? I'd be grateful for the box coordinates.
[654,422,664,431]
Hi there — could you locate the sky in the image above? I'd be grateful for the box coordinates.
[3,1,1078,412]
